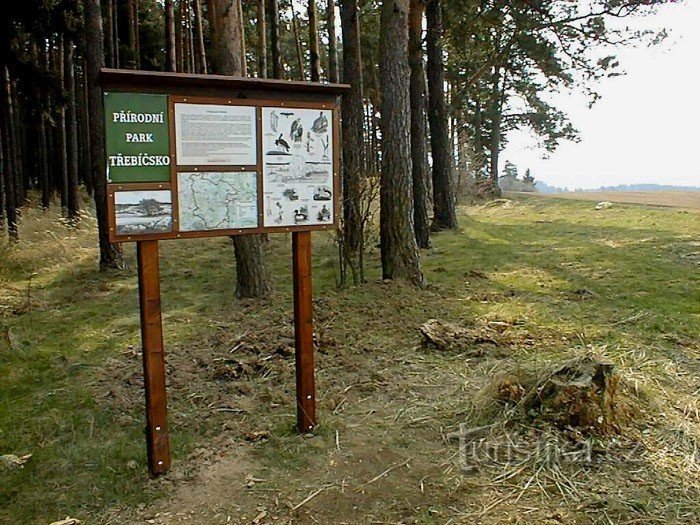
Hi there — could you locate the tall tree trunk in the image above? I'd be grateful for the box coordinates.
[105,0,115,67]
[189,4,196,73]
[44,41,56,201]
[474,96,483,178]
[425,0,457,230]
[85,0,123,269]
[56,35,69,213]
[65,39,80,223]
[39,94,51,207]
[10,78,24,206]
[408,0,430,249]
[45,41,57,199]
[80,55,93,196]
[190,4,198,73]
[450,82,458,165]
[192,0,207,73]
[257,0,267,78]
[176,1,184,71]
[0,134,5,230]
[182,2,193,73]
[207,0,272,299]
[135,0,141,68]
[371,106,380,172]
[112,0,121,68]
[237,2,247,70]
[291,6,305,80]
[165,0,177,71]
[268,0,282,79]
[340,0,364,283]
[127,0,140,69]
[327,0,339,83]
[2,67,18,241]
[362,101,370,172]
[379,0,423,285]
[308,1,320,81]
[489,68,504,193]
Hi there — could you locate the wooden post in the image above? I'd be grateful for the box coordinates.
[292,231,316,433]
[137,240,171,475]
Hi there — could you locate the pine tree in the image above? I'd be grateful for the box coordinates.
[257,0,268,78]
[340,0,365,284]
[408,0,430,249]
[426,0,457,230]
[84,0,123,268]
[379,0,423,285]
[308,1,320,81]
[327,0,339,83]
[164,0,176,71]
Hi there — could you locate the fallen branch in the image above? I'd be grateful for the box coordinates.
[360,458,411,489]
[291,484,334,511]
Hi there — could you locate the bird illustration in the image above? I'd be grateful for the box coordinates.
[311,111,328,134]
[294,207,309,223]
[275,134,290,152]
[290,118,303,143]
[270,111,279,132]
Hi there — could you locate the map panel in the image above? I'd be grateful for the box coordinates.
[177,172,258,232]
[262,107,334,227]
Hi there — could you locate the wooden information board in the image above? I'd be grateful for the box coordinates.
[99,69,349,476]
[103,83,341,241]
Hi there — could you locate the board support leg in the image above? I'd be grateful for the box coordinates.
[137,240,171,476]
[292,231,316,433]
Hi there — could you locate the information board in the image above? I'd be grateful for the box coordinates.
[262,108,334,227]
[104,92,340,242]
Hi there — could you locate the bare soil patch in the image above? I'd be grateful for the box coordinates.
[545,190,700,209]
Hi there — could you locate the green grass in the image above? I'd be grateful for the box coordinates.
[0,194,698,524]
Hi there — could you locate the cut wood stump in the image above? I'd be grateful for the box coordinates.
[514,355,620,435]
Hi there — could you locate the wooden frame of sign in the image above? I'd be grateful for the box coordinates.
[100,69,349,476]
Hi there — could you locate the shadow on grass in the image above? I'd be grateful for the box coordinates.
[1,196,697,522]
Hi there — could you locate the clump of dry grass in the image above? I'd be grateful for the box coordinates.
[0,201,100,315]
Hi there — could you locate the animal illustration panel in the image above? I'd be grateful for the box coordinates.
[262,107,334,227]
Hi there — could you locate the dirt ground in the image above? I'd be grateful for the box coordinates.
[542,190,700,209]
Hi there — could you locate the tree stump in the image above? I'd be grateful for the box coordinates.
[518,355,620,434]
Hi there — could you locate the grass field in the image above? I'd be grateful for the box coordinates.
[1,194,699,524]
[544,190,700,209]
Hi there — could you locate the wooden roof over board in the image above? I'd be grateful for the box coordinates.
[99,69,351,96]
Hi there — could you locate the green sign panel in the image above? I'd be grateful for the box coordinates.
[104,92,171,183]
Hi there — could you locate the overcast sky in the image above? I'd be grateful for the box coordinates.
[501,0,700,190]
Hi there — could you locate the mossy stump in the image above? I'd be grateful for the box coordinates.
[515,355,620,435]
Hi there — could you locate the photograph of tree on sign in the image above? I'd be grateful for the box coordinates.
[2,0,700,524]
[114,190,173,234]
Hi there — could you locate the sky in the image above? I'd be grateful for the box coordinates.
[501,0,700,190]
[114,190,171,205]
